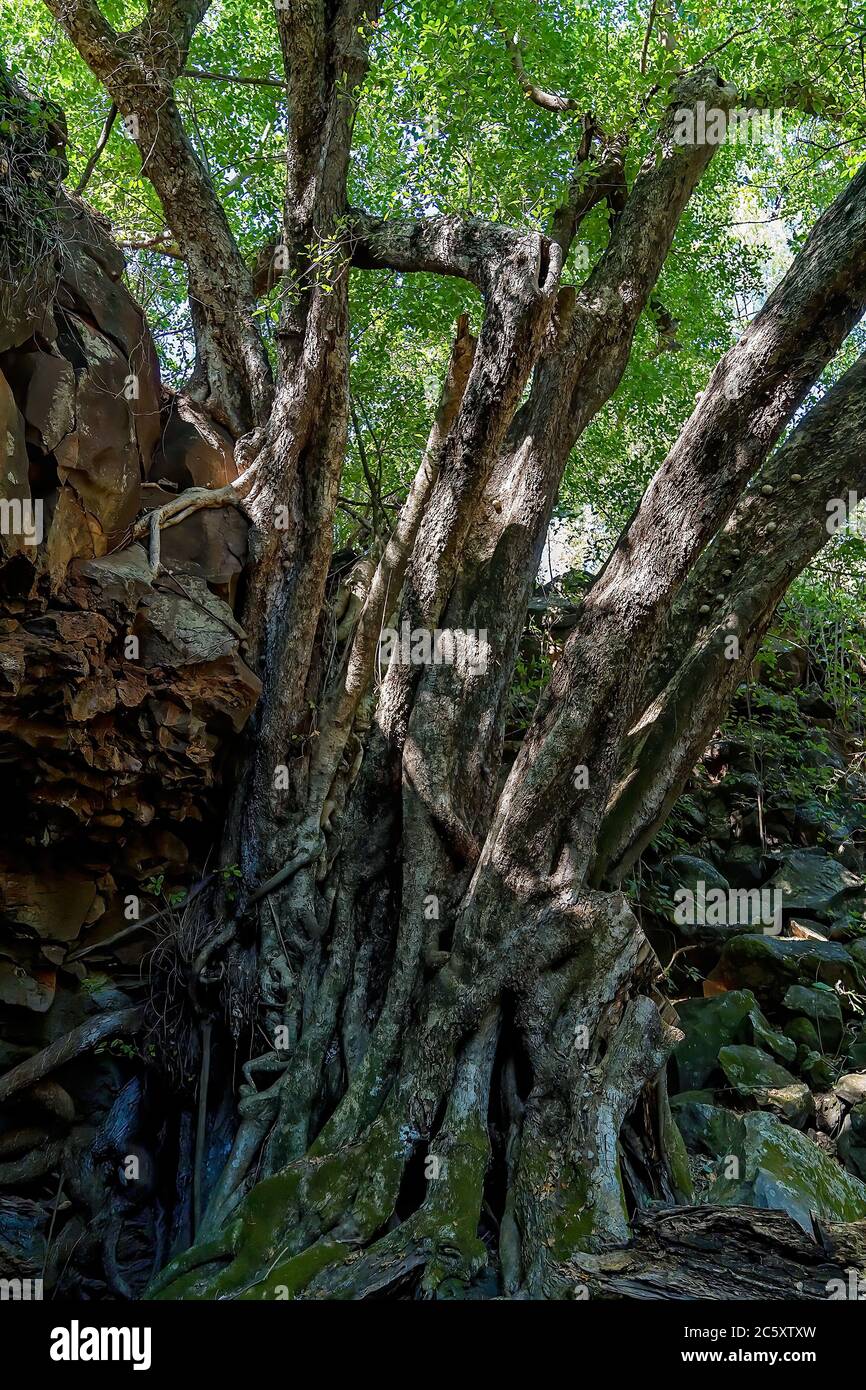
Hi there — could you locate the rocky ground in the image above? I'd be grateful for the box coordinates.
[637,642,866,1232]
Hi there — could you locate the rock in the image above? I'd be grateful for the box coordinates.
[53,314,143,545]
[0,368,32,560]
[834,1073,866,1105]
[829,909,866,941]
[669,1095,743,1155]
[800,1052,834,1091]
[672,991,757,1090]
[766,639,808,690]
[0,959,55,1012]
[747,1010,797,1065]
[788,917,830,940]
[1,347,75,453]
[782,984,844,1049]
[0,851,101,941]
[712,1111,866,1230]
[793,800,829,846]
[138,577,245,667]
[798,685,837,721]
[79,543,154,606]
[140,485,248,589]
[718,1045,813,1126]
[148,398,236,491]
[784,1017,820,1052]
[668,854,730,893]
[0,537,261,1020]
[666,857,779,939]
[720,844,765,888]
[849,939,866,971]
[767,850,863,920]
[707,935,859,1004]
[837,1102,866,1181]
[848,1026,866,1069]
[813,1090,843,1135]
[704,796,731,845]
[837,841,865,874]
[719,771,761,799]
[672,991,795,1089]
[1,163,162,585]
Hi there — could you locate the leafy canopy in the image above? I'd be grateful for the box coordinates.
[4,0,866,557]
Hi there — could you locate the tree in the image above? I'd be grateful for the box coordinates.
[4,0,866,1299]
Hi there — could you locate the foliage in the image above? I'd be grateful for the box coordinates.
[4,0,866,556]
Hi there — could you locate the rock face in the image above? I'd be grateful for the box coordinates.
[0,78,263,1297]
[1,197,160,579]
[0,82,259,1019]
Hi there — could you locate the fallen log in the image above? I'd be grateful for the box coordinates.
[568,1205,866,1300]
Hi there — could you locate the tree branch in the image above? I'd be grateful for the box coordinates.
[42,0,273,433]
[73,99,116,194]
[596,353,866,883]
[349,208,552,293]
[491,3,581,112]
[181,67,286,88]
[486,156,866,892]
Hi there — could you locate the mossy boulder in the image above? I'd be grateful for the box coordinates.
[768,850,863,921]
[720,844,766,888]
[718,1045,813,1127]
[747,1010,797,1065]
[783,1017,820,1053]
[708,935,859,1005]
[669,855,730,894]
[669,1095,743,1154]
[712,1111,866,1230]
[672,990,788,1090]
[800,1051,834,1091]
[782,984,843,1050]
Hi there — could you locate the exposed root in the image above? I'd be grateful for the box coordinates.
[0,1008,144,1105]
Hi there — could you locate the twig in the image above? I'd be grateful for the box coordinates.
[640,0,658,75]
[490,1,581,112]
[66,873,217,962]
[40,1174,65,1286]
[74,102,117,195]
